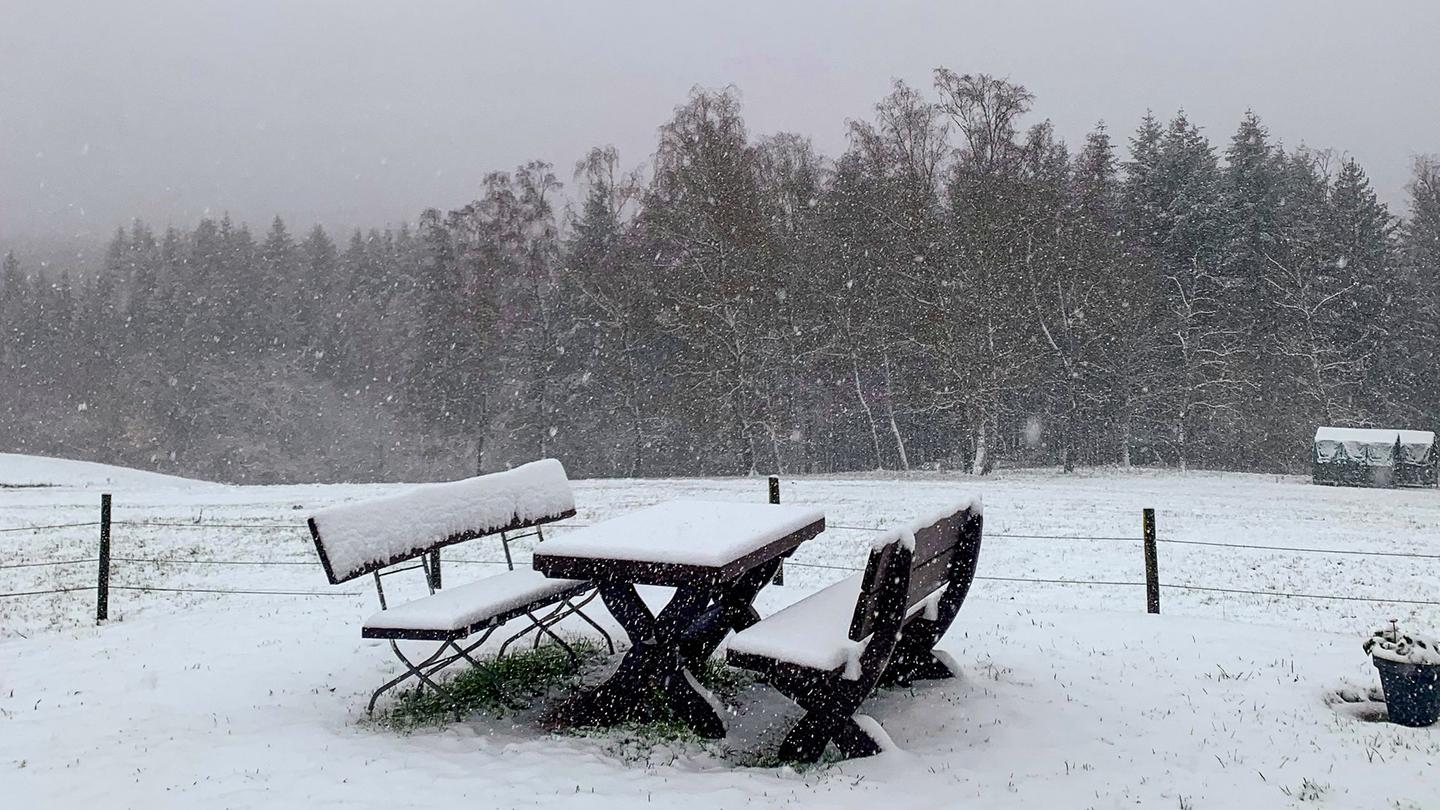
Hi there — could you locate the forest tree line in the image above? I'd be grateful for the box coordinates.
[3,71,1440,483]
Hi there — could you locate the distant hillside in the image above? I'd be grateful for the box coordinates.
[0,453,215,490]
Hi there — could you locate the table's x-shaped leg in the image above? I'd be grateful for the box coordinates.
[555,581,726,738]
[678,556,782,666]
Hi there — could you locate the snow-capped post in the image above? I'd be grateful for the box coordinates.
[96,493,111,624]
[769,476,784,586]
[1142,508,1159,614]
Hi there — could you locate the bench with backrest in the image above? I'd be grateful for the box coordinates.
[308,458,611,714]
[727,500,982,762]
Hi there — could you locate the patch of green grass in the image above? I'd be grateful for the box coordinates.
[565,658,752,752]
[379,640,604,730]
[692,657,751,700]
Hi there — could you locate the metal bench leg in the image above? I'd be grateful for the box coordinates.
[493,591,616,659]
[494,601,578,660]
[496,605,560,658]
[368,640,464,715]
[559,590,616,654]
[447,626,499,669]
[524,608,579,663]
[526,589,616,655]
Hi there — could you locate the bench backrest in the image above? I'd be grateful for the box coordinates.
[847,502,982,642]
[308,458,576,584]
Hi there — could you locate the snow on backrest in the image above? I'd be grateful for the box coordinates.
[847,528,912,642]
[846,499,982,642]
[906,502,982,607]
[308,459,576,584]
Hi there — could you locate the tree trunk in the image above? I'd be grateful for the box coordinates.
[1120,416,1133,470]
[971,418,989,476]
[765,421,785,475]
[882,353,910,471]
[732,393,756,475]
[852,358,885,469]
[628,396,643,478]
[888,410,910,472]
[1176,415,1188,473]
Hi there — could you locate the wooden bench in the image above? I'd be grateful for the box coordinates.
[307,459,612,714]
[727,501,982,762]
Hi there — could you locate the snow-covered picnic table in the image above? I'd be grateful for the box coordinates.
[532,499,825,736]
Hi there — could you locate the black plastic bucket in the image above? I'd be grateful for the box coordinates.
[1373,657,1440,727]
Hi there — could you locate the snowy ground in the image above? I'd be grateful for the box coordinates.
[2,454,1438,808]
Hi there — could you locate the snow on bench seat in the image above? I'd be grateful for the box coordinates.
[362,569,588,639]
[310,458,575,584]
[729,571,871,677]
[728,540,941,680]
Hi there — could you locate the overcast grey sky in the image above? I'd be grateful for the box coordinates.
[3,0,1438,247]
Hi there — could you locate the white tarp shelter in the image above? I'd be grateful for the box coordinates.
[1312,427,1437,488]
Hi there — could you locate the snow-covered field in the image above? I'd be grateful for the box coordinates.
[2,454,1438,808]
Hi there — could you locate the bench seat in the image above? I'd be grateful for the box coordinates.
[726,502,982,762]
[362,569,589,640]
[729,573,939,678]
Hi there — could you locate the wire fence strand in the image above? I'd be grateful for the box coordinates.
[0,521,99,533]
[991,533,1139,542]
[784,560,862,573]
[111,521,303,530]
[0,586,95,598]
[110,584,361,597]
[0,557,99,570]
[5,513,1438,610]
[1156,537,1440,560]
[1161,582,1440,607]
[828,524,1140,542]
[976,575,1146,587]
[111,556,315,567]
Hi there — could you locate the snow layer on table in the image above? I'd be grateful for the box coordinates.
[533,500,823,568]
[362,569,583,633]
[311,459,574,581]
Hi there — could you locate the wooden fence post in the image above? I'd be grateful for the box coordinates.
[96,493,111,624]
[1142,508,1159,614]
[769,476,784,586]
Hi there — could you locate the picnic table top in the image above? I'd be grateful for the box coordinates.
[532,500,825,586]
